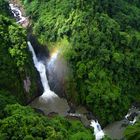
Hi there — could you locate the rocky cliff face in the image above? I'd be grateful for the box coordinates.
[21,64,43,104]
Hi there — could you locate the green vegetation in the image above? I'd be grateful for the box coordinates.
[0,104,94,140]
[0,1,94,140]
[21,0,140,125]
[124,120,140,140]
[1,0,140,138]
[0,0,9,16]
[0,1,39,103]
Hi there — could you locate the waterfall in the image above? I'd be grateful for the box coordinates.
[90,120,105,140]
[125,107,139,125]
[9,1,69,115]
[27,41,69,115]
[9,3,105,139]
[28,41,58,98]
[9,4,26,23]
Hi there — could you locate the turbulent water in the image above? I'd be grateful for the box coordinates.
[90,120,104,140]
[28,41,105,139]
[104,107,140,139]
[9,3,107,140]
[27,42,69,115]
[9,3,26,24]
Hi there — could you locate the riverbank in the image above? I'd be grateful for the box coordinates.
[9,0,29,27]
[8,3,104,139]
[8,1,140,140]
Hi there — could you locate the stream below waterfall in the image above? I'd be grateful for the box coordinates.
[9,2,140,140]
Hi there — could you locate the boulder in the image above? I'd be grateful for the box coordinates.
[127,112,138,121]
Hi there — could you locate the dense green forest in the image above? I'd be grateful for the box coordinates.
[0,0,40,104]
[1,0,140,139]
[0,104,94,140]
[21,0,140,126]
[0,0,95,139]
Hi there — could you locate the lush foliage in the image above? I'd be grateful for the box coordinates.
[21,0,140,125]
[124,120,140,140]
[0,1,95,140]
[0,90,17,118]
[0,104,94,140]
[0,1,39,103]
[0,0,9,16]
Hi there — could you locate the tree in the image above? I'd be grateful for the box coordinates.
[124,121,140,140]
[0,104,94,140]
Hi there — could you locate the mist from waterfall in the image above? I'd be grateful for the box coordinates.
[28,41,58,98]
[10,3,105,140]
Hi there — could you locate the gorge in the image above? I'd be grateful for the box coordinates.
[9,3,105,140]
[0,0,140,140]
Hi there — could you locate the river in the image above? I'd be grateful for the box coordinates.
[9,3,105,140]
[9,2,140,140]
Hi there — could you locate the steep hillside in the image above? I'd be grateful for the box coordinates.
[0,104,94,140]
[21,0,140,125]
[0,1,95,139]
[0,0,42,105]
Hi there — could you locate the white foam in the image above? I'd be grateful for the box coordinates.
[90,120,105,140]
[27,41,58,99]
[9,3,26,24]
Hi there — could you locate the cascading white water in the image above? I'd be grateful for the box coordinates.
[9,4,26,24]
[28,41,58,99]
[9,3,105,139]
[27,41,69,115]
[125,107,140,124]
[90,120,105,140]
[9,1,69,115]
[28,42,105,140]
